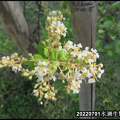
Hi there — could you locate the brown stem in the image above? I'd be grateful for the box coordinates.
[99,26,120,35]
[103,48,115,51]
[97,7,113,22]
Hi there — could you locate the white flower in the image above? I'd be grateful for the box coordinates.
[55,28,60,34]
[63,48,67,53]
[38,61,42,65]
[33,90,37,96]
[81,68,88,73]
[77,43,82,48]
[59,46,62,51]
[42,61,47,66]
[74,68,81,79]
[61,32,66,37]
[85,47,89,51]
[73,89,80,94]
[37,76,43,82]
[91,48,97,53]
[94,53,100,58]
[70,80,82,94]
[88,59,94,64]
[77,54,82,59]
[90,66,96,73]
[98,67,104,74]
[6,56,10,60]
[64,27,67,33]
[49,10,57,16]
[97,67,104,78]
[88,78,95,83]
[40,101,43,105]
[63,17,65,20]
[12,66,18,73]
[70,51,76,57]
[50,75,56,81]
[86,72,93,78]
[51,21,56,27]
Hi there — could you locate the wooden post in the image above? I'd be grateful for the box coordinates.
[69,1,98,119]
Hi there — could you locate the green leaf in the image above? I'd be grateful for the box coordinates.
[50,61,59,73]
[57,50,63,60]
[42,29,48,39]
[82,59,86,63]
[61,52,68,61]
[62,66,67,71]
[116,47,120,53]
[98,29,105,34]
[103,21,112,30]
[108,31,116,40]
[112,40,120,48]
[96,40,102,48]
[44,48,48,58]
[63,21,69,28]
[40,59,49,63]
[37,42,45,58]
[97,33,105,39]
[75,60,80,63]
[24,61,35,70]
[111,1,120,9]
[107,50,116,58]
[52,67,57,73]
[104,15,114,22]
[49,50,55,60]
[33,54,43,60]
[104,45,112,49]
[97,47,104,52]
[51,61,59,67]
[98,1,105,5]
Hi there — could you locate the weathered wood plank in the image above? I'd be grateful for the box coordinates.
[69,1,98,119]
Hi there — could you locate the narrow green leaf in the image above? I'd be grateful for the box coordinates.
[49,50,55,60]
[44,48,48,58]
[62,66,67,71]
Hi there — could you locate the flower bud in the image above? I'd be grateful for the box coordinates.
[41,41,46,46]
[29,76,32,80]
[58,11,61,16]
[47,16,51,22]
[62,79,65,83]
[98,63,103,68]
[29,53,32,57]
[51,87,54,91]
[43,82,46,86]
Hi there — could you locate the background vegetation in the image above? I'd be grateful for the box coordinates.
[0,1,120,119]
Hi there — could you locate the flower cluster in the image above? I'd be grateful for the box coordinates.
[0,10,104,103]
[57,40,104,93]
